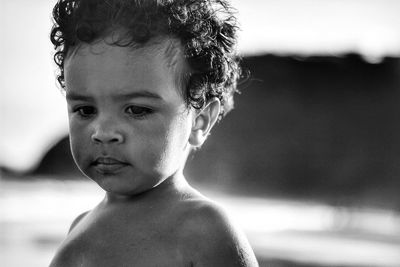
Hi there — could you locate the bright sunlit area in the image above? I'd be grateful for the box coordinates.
[1,0,400,266]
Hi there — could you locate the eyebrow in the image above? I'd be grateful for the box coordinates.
[66,93,93,101]
[114,91,164,101]
[66,90,164,102]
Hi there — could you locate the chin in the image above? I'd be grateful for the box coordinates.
[94,174,153,196]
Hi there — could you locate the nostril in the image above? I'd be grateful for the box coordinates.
[91,132,123,144]
[91,135,102,144]
[110,137,121,143]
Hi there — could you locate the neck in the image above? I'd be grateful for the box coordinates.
[103,170,189,204]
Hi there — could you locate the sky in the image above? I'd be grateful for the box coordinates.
[233,0,400,61]
[1,0,400,172]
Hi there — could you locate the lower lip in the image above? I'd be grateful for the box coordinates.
[93,163,128,174]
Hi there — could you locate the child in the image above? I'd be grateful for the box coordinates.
[49,0,258,266]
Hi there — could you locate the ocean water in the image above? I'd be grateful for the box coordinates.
[1,178,400,267]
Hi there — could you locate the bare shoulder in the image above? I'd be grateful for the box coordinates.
[178,198,259,267]
[68,210,90,233]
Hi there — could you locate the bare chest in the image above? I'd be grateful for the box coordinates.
[49,218,188,267]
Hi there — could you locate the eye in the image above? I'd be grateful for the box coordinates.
[74,106,96,118]
[125,106,153,118]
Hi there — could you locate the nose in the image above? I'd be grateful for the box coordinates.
[91,120,124,145]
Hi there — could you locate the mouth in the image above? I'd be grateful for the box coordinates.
[92,157,129,174]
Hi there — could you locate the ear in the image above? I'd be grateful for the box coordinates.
[189,98,221,147]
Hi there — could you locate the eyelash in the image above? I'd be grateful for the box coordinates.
[72,105,153,119]
[73,106,96,118]
[125,105,153,119]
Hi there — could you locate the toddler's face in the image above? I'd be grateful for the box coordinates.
[64,39,194,197]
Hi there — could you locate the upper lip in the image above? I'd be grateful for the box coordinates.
[93,157,127,165]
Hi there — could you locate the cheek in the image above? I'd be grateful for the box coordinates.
[143,114,192,173]
[68,119,90,167]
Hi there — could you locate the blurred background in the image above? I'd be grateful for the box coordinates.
[1,0,400,266]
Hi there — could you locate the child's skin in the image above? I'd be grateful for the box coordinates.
[49,36,258,266]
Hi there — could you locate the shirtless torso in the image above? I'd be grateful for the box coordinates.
[49,182,258,267]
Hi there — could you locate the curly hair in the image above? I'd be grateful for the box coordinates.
[50,0,241,119]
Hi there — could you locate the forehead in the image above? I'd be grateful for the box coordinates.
[64,37,187,99]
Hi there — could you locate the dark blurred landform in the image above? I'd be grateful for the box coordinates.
[5,54,400,211]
